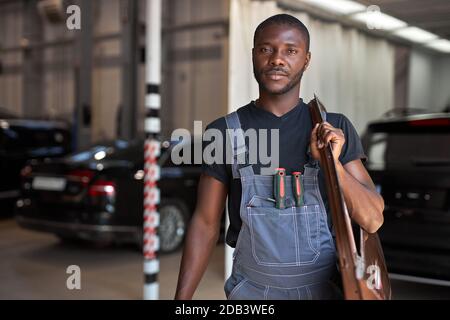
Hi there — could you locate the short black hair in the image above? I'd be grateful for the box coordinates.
[253,14,310,52]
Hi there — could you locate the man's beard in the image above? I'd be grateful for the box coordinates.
[254,65,305,95]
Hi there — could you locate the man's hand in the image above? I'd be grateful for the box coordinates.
[310,122,384,233]
[310,122,345,162]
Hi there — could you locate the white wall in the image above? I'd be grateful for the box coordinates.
[161,0,230,138]
[409,49,450,112]
[42,14,75,121]
[433,56,450,112]
[0,0,124,143]
[0,2,23,116]
[91,0,122,142]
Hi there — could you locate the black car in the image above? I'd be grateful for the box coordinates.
[15,138,205,253]
[0,116,71,215]
[362,111,450,283]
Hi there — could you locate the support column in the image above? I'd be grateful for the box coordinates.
[119,0,138,140]
[143,0,162,300]
[74,0,92,150]
[22,0,43,118]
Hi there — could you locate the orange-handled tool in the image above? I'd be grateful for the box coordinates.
[292,171,304,207]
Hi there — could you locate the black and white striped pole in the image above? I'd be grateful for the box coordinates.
[143,0,161,300]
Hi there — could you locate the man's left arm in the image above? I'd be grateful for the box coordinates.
[311,122,384,233]
[336,159,384,233]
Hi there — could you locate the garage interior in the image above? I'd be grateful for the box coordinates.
[1,0,450,299]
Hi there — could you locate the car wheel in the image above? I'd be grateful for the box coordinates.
[158,199,189,253]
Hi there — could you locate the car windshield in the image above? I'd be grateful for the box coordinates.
[0,124,68,152]
[364,117,450,170]
[66,140,133,162]
[64,138,201,166]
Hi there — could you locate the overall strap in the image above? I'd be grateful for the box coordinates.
[224,111,249,179]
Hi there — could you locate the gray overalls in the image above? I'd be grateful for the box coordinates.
[224,111,343,300]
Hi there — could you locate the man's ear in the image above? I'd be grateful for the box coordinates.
[304,51,311,71]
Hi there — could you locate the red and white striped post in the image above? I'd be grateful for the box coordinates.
[143,0,161,300]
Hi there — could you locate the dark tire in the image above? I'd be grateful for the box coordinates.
[157,199,189,253]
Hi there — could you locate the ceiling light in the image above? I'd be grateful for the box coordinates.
[425,39,450,53]
[351,11,407,31]
[301,0,366,15]
[393,27,438,44]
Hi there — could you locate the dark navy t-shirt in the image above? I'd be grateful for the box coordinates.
[202,99,367,247]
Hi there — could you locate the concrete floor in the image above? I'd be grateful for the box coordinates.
[0,218,225,300]
[1,217,450,300]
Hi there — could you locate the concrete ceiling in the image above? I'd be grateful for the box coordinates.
[354,0,450,40]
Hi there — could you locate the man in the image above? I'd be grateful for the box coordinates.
[175,14,384,300]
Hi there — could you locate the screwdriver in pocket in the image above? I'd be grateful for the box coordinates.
[292,171,304,207]
[274,168,286,209]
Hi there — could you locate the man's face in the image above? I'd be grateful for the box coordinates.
[253,24,310,95]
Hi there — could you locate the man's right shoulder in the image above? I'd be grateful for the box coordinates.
[205,116,227,132]
[205,104,251,131]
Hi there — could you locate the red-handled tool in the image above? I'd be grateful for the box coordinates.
[274,168,286,209]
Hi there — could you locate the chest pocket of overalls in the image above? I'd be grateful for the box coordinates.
[247,195,321,267]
